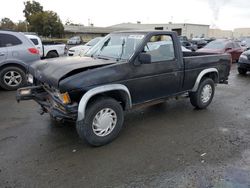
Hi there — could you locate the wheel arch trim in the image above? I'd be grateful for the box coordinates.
[191,68,219,92]
[77,84,132,121]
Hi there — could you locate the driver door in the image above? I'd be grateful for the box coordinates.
[127,34,183,104]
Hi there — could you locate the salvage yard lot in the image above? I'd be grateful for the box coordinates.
[0,64,250,188]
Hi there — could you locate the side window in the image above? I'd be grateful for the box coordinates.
[144,35,175,62]
[0,33,22,47]
[30,38,39,45]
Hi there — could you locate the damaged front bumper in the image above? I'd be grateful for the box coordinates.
[16,86,78,121]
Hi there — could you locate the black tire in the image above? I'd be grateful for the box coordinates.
[238,67,247,75]
[46,51,59,58]
[76,97,124,146]
[0,66,26,90]
[189,78,215,109]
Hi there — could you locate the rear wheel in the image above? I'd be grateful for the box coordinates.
[46,51,59,58]
[76,97,124,146]
[238,67,247,75]
[0,66,26,90]
[189,78,215,109]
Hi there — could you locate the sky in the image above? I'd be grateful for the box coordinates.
[1,0,250,30]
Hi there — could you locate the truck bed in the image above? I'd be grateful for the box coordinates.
[182,51,231,91]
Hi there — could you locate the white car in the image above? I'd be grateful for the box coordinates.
[68,37,103,56]
[26,34,66,59]
[67,36,82,45]
[181,46,191,52]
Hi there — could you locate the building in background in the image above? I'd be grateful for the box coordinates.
[64,22,210,42]
[233,28,250,39]
[64,25,125,42]
[109,23,210,39]
[209,29,233,39]
[64,23,250,42]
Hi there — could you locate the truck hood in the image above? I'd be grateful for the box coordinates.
[69,45,90,52]
[29,56,116,87]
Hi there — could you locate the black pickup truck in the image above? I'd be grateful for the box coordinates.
[17,31,231,146]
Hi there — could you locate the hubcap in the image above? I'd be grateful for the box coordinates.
[201,84,212,103]
[92,108,117,137]
[3,71,22,87]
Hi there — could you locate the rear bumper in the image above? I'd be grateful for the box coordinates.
[16,86,78,121]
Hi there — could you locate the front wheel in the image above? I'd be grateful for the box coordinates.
[189,78,215,109]
[238,67,247,75]
[76,97,124,146]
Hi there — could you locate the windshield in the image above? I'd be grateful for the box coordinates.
[85,33,145,61]
[203,40,226,49]
[86,37,102,46]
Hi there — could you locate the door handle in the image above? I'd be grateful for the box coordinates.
[0,53,5,56]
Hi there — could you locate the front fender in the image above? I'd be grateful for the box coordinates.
[77,84,132,121]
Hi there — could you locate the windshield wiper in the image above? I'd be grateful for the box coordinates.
[117,39,126,61]
[95,55,110,60]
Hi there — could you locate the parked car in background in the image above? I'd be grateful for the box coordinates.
[17,31,231,146]
[197,39,244,62]
[191,38,207,49]
[67,36,82,45]
[240,38,250,49]
[178,36,197,51]
[237,49,250,75]
[68,37,103,56]
[26,34,66,59]
[181,46,191,52]
[181,41,197,51]
[0,30,40,90]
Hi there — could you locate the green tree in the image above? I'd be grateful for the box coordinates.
[0,17,15,30]
[23,0,43,24]
[15,21,28,32]
[23,1,64,37]
[29,11,64,37]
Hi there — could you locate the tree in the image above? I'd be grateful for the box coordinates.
[15,21,28,32]
[23,1,64,37]
[29,11,64,37]
[23,0,43,24]
[0,17,15,30]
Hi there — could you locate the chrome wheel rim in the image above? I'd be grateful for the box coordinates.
[3,71,22,87]
[92,108,117,137]
[201,84,212,103]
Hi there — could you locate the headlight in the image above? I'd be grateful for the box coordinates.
[55,91,71,104]
[27,74,34,84]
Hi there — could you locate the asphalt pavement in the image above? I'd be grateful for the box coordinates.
[0,64,250,188]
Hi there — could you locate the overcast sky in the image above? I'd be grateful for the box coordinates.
[1,0,250,30]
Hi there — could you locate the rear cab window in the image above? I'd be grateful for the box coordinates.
[0,33,22,47]
[144,35,175,62]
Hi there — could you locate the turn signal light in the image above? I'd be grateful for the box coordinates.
[59,92,71,104]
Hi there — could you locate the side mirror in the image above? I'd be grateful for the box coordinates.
[138,52,152,64]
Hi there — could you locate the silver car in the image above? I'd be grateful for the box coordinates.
[0,30,40,90]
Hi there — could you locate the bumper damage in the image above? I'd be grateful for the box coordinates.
[16,86,78,121]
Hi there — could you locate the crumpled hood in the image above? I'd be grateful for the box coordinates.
[29,56,116,87]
